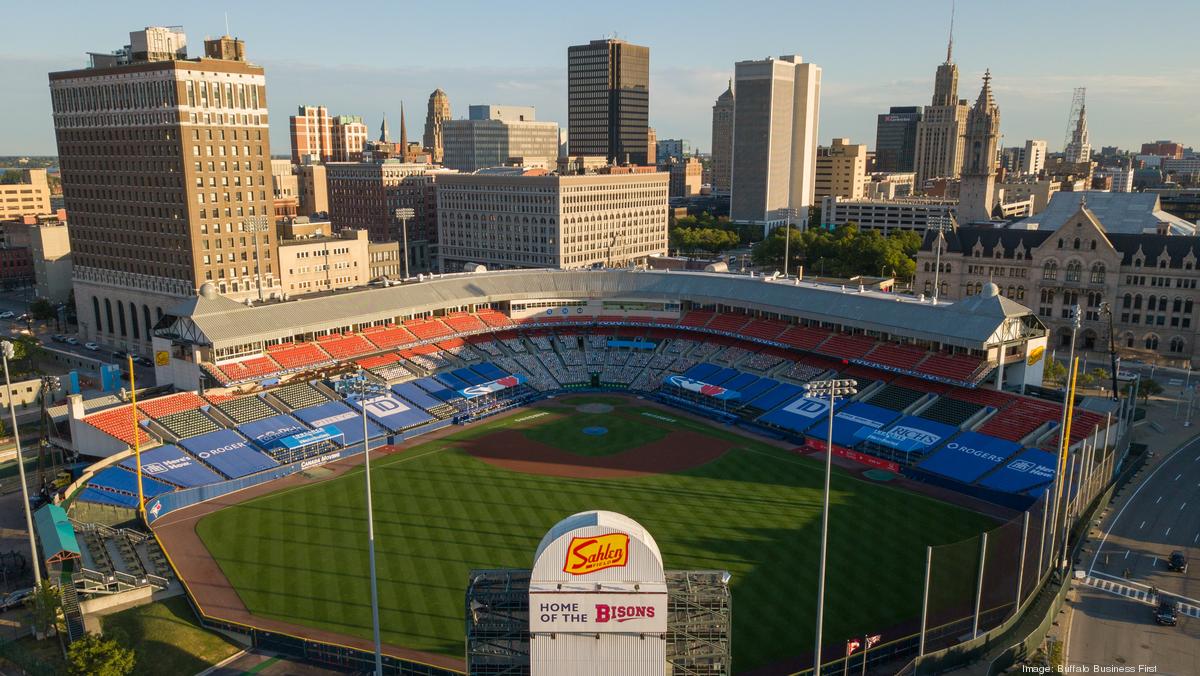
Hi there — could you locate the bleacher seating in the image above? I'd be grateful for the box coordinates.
[138,392,207,419]
[362,324,417,350]
[214,356,280,383]
[865,343,929,371]
[741,319,788,342]
[476,309,513,327]
[820,333,877,360]
[82,406,153,446]
[500,337,527,353]
[405,318,452,340]
[868,384,926,412]
[357,353,401,370]
[918,352,987,382]
[781,360,827,383]
[317,333,375,360]
[436,338,479,361]
[443,313,486,333]
[266,342,331,371]
[918,397,983,427]
[707,314,750,333]
[978,397,1062,443]
[470,339,503,357]
[777,325,830,350]
[679,310,714,327]
[215,395,279,424]
[157,409,221,439]
[272,382,330,411]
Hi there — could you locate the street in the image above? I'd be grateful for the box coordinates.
[1065,425,1200,675]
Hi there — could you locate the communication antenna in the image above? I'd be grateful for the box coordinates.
[224,12,230,37]
[946,0,956,62]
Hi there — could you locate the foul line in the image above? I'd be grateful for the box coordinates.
[1089,435,1200,576]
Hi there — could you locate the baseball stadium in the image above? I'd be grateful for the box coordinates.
[43,268,1134,675]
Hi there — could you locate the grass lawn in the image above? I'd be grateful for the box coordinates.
[196,400,994,672]
[100,596,242,676]
[522,407,668,456]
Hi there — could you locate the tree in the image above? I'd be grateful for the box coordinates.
[1044,360,1068,387]
[1135,378,1163,402]
[30,580,61,637]
[29,298,56,321]
[0,169,25,185]
[66,634,136,676]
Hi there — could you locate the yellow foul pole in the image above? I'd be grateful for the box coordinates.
[128,355,145,521]
[1055,356,1080,501]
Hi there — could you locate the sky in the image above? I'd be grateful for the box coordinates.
[3,0,1197,157]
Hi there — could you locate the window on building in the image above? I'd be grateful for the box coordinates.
[1042,261,1058,280]
[1090,263,1105,283]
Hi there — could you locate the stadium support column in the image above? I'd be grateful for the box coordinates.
[128,356,145,523]
[918,545,932,657]
[1049,307,1081,566]
[804,377,857,675]
[1037,491,1049,576]
[1,341,39,587]
[972,532,987,639]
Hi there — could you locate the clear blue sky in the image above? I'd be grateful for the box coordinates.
[4,0,1196,156]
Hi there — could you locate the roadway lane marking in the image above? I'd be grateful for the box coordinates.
[1140,520,1146,529]
[1183,502,1189,510]
[1089,436,1200,576]
[1194,533,1199,543]
[1081,576,1200,615]
[1175,473,1183,481]
[1156,496,1163,504]
[1152,557,1159,567]
[1165,528,1171,537]
[1124,550,1130,559]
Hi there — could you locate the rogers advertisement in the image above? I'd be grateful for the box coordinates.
[528,592,667,633]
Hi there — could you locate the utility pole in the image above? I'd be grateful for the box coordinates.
[1099,301,1119,399]
[929,215,954,302]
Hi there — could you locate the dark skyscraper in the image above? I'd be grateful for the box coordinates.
[567,38,650,165]
[874,106,922,173]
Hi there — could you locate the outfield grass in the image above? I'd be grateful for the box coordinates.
[100,597,242,676]
[196,400,994,672]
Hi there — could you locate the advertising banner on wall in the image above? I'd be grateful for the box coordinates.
[528,592,668,633]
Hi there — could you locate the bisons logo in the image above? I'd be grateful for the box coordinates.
[595,603,656,623]
[1027,345,1045,366]
[563,533,629,575]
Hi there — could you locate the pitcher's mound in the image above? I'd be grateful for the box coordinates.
[576,403,614,414]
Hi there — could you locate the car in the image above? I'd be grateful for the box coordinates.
[84,342,100,351]
[0,588,33,613]
[1154,598,1179,626]
[0,311,13,319]
[51,334,65,342]
[65,337,79,345]
[136,356,154,367]
[111,350,127,360]
[1167,550,1189,573]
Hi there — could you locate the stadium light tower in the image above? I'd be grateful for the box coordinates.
[246,215,271,302]
[1,340,40,588]
[803,377,858,675]
[333,371,388,676]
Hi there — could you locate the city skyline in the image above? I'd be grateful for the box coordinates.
[3,0,1198,156]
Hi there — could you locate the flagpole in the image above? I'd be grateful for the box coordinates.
[128,355,145,522]
[860,635,869,676]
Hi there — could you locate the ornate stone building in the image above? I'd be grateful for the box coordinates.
[957,71,1000,223]
[423,88,451,163]
[915,206,1200,365]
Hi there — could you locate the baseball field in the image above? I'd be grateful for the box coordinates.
[190,395,995,673]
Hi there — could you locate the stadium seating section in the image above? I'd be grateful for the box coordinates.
[214,395,279,424]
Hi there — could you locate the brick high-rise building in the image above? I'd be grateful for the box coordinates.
[331,115,368,162]
[1140,140,1184,160]
[289,105,332,163]
[567,38,650,165]
[710,80,734,195]
[49,27,276,354]
[325,161,457,273]
[423,89,451,164]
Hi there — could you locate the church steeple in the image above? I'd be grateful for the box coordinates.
[399,102,408,160]
[379,114,389,143]
[958,70,1002,223]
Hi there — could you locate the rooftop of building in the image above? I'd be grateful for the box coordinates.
[159,268,1039,351]
[1005,191,1195,236]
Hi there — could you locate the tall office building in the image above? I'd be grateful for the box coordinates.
[1019,139,1047,175]
[50,27,276,354]
[1064,105,1091,165]
[729,55,822,231]
[656,139,691,165]
[0,169,52,220]
[957,72,1001,223]
[874,106,922,173]
[330,115,368,162]
[442,106,560,172]
[913,29,969,187]
[710,81,734,195]
[567,38,650,165]
[423,88,451,163]
[815,138,868,200]
[289,105,332,163]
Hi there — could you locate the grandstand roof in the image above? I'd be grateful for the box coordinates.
[160,269,1039,350]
